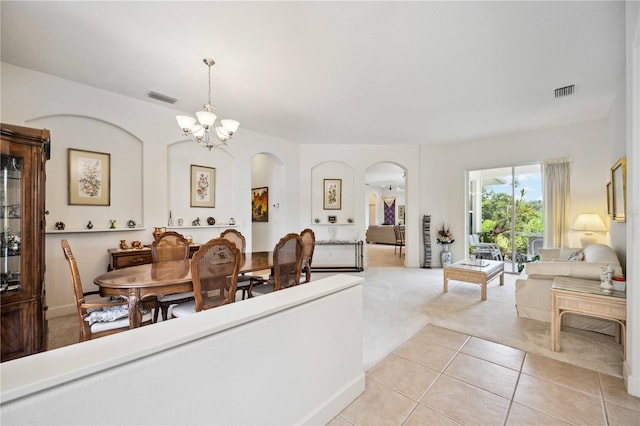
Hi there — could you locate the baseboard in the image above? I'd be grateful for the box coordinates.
[623,360,640,397]
[298,372,366,425]
[47,304,76,319]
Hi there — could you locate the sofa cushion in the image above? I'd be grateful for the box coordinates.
[583,243,620,265]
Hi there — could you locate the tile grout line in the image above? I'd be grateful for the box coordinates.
[502,350,528,426]
[597,373,611,426]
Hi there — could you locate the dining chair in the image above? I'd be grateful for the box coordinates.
[151,231,192,321]
[61,240,152,341]
[248,233,303,297]
[220,229,258,300]
[393,225,405,256]
[300,228,316,283]
[171,238,241,317]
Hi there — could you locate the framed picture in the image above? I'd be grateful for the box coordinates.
[190,165,216,208]
[611,157,626,222]
[68,148,110,206]
[328,215,337,223]
[606,181,613,217]
[251,187,268,222]
[398,204,405,220]
[323,178,342,210]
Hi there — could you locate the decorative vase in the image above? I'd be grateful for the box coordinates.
[120,240,129,250]
[153,227,164,240]
[440,243,452,267]
[86,221,93,229]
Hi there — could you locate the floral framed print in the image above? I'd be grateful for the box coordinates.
[251,187,268,222]
[68,148,110,206]
[323,178,342,210]
[190,164,216,208]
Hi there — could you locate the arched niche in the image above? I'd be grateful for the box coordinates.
[310,161,355,224]
[167,142,236,226]
[28,115,143,230]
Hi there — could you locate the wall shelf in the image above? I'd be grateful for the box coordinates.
[310,223,355,226]
[45,228,147,234]
[166,225,237,230]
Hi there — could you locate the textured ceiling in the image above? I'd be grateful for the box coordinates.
[1,1,625,148]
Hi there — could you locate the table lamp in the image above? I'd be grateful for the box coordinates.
[572,213,606,247]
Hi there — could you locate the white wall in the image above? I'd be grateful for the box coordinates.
[0,274,365,425]
[421,119,614,267]
[1,63,300,316]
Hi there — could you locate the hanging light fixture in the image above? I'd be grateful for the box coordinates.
[176,58,239,150]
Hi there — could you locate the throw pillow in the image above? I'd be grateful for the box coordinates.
[567,249,585,261]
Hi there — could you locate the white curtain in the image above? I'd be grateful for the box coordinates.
[543,157,572,248]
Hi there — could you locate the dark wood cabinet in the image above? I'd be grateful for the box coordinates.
[108,245,200,270]
[1,123,50,362]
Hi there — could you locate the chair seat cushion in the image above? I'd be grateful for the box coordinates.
[172,300,196,317]
[157,291,193,302]
[86,305,129,325]
[90,311,152,333]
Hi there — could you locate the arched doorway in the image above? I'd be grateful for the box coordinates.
[365,162,406,267]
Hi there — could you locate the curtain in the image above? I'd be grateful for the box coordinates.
[543,157,571,248]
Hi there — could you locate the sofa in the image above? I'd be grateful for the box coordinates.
[515,244,623,335]
[366,225,397,245]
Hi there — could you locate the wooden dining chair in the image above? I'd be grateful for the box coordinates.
[248,233,303,297]
[61,240,152,341]
[220,229,258,300]
[300,228,316,283]
[151,231,192,321]
[171,238,241,317]
[393,225,405,256]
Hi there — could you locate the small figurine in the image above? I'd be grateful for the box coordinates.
[192,218,201,226]
[127,220,136,228]
[207,217,216,225]
[229,218,235,225]
[109,219,116,229]
[119,240,129,250]
[131,241,142,249]
[86,221,93,229]
[55,221,65,230]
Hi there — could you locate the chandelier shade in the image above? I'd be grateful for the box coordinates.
[176,58,239,150]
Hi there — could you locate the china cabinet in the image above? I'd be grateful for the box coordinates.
[1,123,50,362]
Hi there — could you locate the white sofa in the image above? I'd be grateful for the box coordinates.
[515,244,623,335]
[366,225,397,245]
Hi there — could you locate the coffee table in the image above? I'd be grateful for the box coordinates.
[443,259,504,301]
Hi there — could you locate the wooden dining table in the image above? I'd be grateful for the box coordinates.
[94,251,273,328]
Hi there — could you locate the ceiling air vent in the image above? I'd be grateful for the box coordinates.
[147,91,178,104]
[554,85,575,98]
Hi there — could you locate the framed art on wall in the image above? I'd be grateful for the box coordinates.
[323,178,342,210]
[606,181,613,217]
[190,164,216,208]
[252,187,268,222]
[611,157,626,222]
[68,148,111,206]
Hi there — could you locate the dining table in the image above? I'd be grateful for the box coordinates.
[94,251,273,328]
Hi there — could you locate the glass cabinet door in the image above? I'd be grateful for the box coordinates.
[1,155,22,293]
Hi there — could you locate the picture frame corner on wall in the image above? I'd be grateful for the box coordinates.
[67,148,111,206]
[323,178,342,210]
[190,164,216,208]
[610,157,626,222]
[606,181,613,217]
[251,186,268,223]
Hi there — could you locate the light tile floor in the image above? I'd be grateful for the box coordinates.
[330,324,640,426]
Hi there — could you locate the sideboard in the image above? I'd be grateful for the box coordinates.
[311,240,364,273]
[108,245,200,270]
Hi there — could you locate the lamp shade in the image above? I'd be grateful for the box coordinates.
[572,213,606,232]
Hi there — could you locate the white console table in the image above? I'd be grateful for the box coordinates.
[311,240,364,272]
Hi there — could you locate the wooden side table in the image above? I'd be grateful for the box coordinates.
[551,276,626,358]
[108,245,200,270]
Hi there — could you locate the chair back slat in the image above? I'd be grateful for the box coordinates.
[152,231,190,262]
[191,238,240,311]
[300,228,316,283]
[273,233,303,291]
[220,229,246,253]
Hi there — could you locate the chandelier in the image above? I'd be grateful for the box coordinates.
[176,58,239,150]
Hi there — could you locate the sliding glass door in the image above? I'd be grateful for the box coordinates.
[468,164,543,274]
